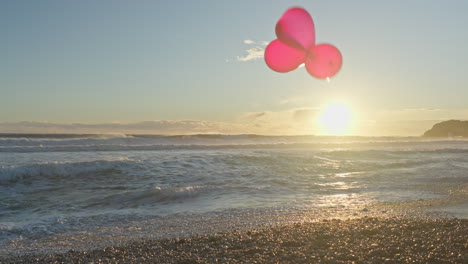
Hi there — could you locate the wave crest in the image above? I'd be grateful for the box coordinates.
[0,159,135,184]
[88,186,207,209]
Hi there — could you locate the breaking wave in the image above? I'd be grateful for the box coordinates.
[90,186,208,209]
[0,159,136,184]
[1,134,468,153]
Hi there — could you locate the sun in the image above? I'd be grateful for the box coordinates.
[316,103,353,136]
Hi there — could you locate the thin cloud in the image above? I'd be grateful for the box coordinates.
[237,40,269,62]
[238,108,322,134]
[237,47,264,62]
[241,111,269,122]
[4,107,462,136]
[0,120,247,135]
[243,40,269,46]
[293,108,320,123]
[376,108,468,121]
[0,119,316,135]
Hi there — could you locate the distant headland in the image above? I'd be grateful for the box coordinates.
[423,120,468,137]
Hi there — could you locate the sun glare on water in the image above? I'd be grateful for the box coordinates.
[316,103,353,136]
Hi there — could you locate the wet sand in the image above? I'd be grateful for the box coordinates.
[2,217,467,263]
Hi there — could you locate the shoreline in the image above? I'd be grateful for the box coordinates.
[2,217,467,263]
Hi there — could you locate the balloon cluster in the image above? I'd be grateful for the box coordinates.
[265,7,342,79]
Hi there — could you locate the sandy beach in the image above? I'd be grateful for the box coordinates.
[2,217,466,264]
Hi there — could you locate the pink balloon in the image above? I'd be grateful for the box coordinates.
[264,39,306,73]
[264,7,343,79]
[275,7,315,50]
[305,44,342,79]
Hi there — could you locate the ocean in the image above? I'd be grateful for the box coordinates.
[1,134,467,256]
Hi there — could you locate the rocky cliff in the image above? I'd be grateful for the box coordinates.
[423,120,468,137]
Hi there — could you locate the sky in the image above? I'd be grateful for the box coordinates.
[2,0,468,136]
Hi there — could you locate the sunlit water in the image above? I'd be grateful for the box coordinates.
[1,134,467,255]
